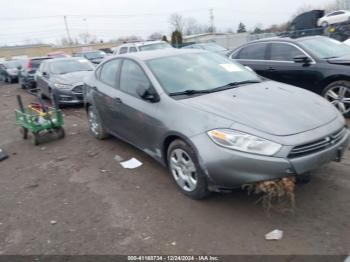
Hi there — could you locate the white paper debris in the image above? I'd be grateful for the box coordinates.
[114,154,124,162]
[265,229,283,240]
[120,158,142,169]
[50,220,57,225]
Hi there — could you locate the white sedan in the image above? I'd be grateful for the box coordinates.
[318,10,350,27]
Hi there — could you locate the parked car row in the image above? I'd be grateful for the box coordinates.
[1,36,350,199]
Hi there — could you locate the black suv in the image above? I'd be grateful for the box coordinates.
[229,36,350,116]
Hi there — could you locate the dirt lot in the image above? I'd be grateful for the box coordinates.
[0,83,349,256]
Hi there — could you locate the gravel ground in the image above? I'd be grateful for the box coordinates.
[0,83,349,256]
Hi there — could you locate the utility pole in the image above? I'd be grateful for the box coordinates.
[63,15,72,45]
[209,8,215,33]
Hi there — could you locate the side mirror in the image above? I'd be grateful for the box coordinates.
[293,55,311,64]
[17,66,22,70]
[137,86,160,103]
[42,72,49,77]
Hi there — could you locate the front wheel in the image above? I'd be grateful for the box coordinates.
[323,80,350,117]
[87,105,109,139]
[167,139,210,200]
[321,21,329,28]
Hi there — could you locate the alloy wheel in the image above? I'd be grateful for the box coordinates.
[88,107,99,136]
[324,85,350,114]
[169,148,198,192]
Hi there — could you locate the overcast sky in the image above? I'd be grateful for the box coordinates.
[0,0,333,45]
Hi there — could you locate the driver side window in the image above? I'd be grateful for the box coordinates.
[119,59,150,98]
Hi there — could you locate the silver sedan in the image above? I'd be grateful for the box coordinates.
[84,49,350,199]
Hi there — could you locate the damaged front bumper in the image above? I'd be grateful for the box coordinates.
[191,128,350,190]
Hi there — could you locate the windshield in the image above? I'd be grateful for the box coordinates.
[50,59,94,74]
[299,37,350,59]
[5,60,25,69]
[201,43,227,52]
[147,52,261,94]
[139,42,172,51]
[84,51,106,60]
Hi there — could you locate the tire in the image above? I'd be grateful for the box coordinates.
[20,127,28,139]
[7,76,12,84]
[323,80,350,118]
[322,21,329,28]
[55,127,65,139]
[87,105,109,139]
[32,132,40,146]
[167,139,210,200]
[38,89,46,100]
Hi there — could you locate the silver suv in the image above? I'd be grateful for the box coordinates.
[113,41,172,55]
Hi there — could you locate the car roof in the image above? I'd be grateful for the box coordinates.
[29,56,51,60]
[110,48,205,61]
[76,50,103,54]
[119,40,168,48]
[244,35,328,45]
[43,57,87,64]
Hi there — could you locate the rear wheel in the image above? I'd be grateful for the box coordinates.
[87,105,109,139]
[20,127,28,139]
[55,127,65,139]
[167,139,210,200]
[323,80,350,117]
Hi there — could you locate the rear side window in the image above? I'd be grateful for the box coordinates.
[31,58,49,69]
[119,47,128,54]
[236,43,267,60]
[129,47,137,53]
[269,43,304,61]
[119,59,150,97]
[99,59,121,87]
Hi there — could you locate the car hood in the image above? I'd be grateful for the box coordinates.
[327,55,350,65]
[53,71,92,85]
[180,81,338,136]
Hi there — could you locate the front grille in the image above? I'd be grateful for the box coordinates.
[288,128,347,158]
[72,85,83,94]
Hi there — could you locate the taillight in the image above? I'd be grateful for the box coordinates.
[27,60,32,70]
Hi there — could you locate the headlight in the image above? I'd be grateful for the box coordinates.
[207,129,282,156]
[54,83,72,89]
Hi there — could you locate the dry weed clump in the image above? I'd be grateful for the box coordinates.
[243,177,296,215]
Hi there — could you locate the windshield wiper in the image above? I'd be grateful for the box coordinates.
[211,80,262,92]
[169,89,213,96]
[169,80,262,97]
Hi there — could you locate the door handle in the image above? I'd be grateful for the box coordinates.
[268,67,276,71]
[113,97,123,104]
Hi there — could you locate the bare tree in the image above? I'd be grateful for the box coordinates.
[79,32,97,44]
[148,32,163,40]
[117,35,143,43]
[169,13,186,33]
